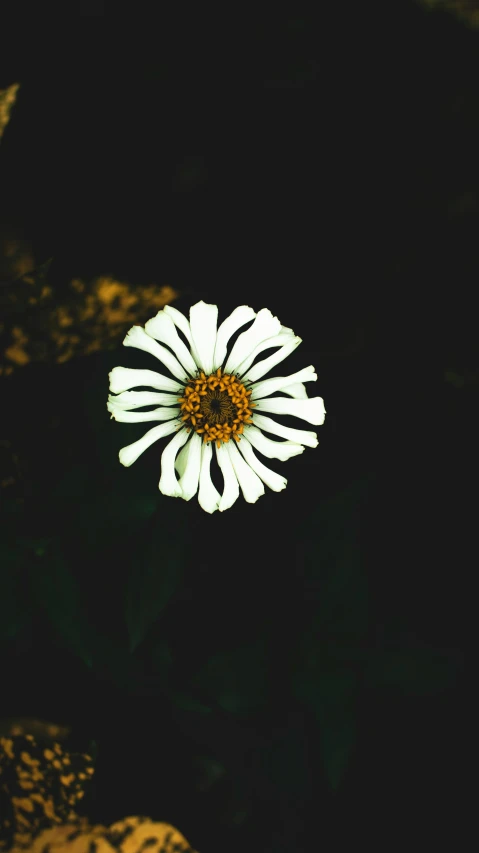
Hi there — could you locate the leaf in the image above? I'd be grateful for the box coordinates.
[0,258,53,314]
[193,640,269,715]
[365,645,458,695]
[0,542,30,641]
[168,691,212,715]
[262,725,311,798]
[316,671,356,791]
[296,478,371,641]
[67,491,159,551]
[294,662,357,791]
[124,500,188,653]
[31,541,94,669]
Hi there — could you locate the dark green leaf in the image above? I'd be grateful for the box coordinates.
[296,478,371,641]
[193,640,269,714]
[262,725,311,797]
[365,646,458,695]
[294,662,357,791]
[31,541,94,669]
[168,691,212,715]
[124,500,188,653]
[0,542,30,641]
[67,491,158,551]
[316,672,356,792]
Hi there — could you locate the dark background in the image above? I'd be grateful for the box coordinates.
[0,5,474,850]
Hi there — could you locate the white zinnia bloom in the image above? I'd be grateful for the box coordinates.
[108,300,326,513]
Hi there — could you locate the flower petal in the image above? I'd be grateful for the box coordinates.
[243,425,304,460]
[118,421,179,467]
[237,435,287,493]
[212,305,256,371]
[175,436,192,476]
[108,403,180,423]
[241,335,301,383]
[108,390,180,409]
[198,441,221,513]
[224,308,282,374]
[159,428,190,497]
[283,383,308,399]
[250,365,317,400]
[234,332,297,379]
[123,326,188,382]
[164,305,193,345]
[189,301,218,375]
[216,443,240,511]
[164,304,201,367]
[253,413,318,448]
[145,310,198,376]
[254,396,326,425]
[109,366,182,395]
[178,432,202,500]
[236,332,294,376]
[226,441,265,504]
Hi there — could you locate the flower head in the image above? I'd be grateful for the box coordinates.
[108,301,325,513]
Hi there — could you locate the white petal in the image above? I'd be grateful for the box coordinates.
[237,436,287,492]
[224,308,282,374]
[164,304,193,345]
[159,428,189,497]
[234,332,297,379]
[164,304,201,367]
[178,432,202,500]
[108,403,180,423]
[226,441,265,504]
[108,390,180,410]
[243,425,304,460]
[242,336,302,383]
[145,310,198,376]
[109,366,182,395]
[254,396,326,425]
[118,421,179,467]
[283,383,308,399]
[175,435,192,476]
[280,325,295,335]
[216,443,240,511]
[251,365,317,400]
[212,305,256,371]
[253,413,318,448]
[198,441,221,514]
[123,325,188,382]
[189,301,218,375]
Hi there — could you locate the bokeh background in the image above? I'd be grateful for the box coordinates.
[0,4,474,850]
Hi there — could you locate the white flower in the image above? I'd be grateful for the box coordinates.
[108,301,326,513]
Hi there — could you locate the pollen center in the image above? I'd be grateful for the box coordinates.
[178,369,256,448]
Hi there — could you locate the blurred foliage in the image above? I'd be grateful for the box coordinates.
[9,818,198,853]
[444,367,479,388]
[0,83,19,142]
[0,733,94,850]
[417,0,479,28]
[0,252,178,375]
[0,734,197,853]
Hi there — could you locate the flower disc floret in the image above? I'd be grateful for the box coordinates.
[178,369,255,447]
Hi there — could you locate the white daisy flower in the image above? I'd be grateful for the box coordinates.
[108,300,326,513]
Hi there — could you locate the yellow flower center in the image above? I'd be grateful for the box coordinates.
[178,369,256,448]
